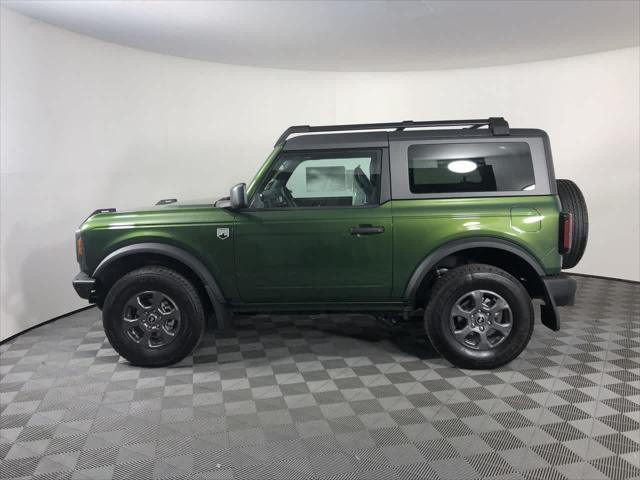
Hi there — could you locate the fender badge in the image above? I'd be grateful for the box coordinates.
[217,227,230,240]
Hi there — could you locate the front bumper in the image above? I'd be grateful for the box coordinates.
[542,274,577,307]
[72,272,96,300]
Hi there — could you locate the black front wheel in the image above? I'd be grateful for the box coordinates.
[103,266,205,367]
[424,264,534,369]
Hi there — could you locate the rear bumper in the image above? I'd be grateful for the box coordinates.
[72,272,96,300]
[542,274,577,306]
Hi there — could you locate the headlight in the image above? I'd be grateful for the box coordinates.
[75,231,83,262]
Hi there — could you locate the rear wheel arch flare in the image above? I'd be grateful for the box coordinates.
[405,238,546,307]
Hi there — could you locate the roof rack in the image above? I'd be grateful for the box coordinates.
[275,117,509,146]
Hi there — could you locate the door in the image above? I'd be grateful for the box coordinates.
[234,148,392,303]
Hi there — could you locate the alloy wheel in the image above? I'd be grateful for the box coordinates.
[449,289,512,350]
[122,291,181,349]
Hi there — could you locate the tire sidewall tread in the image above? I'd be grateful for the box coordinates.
[103,266,205,367]
[424,264,534,369]
[557,179,588,269]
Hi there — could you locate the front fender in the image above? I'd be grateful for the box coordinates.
[92,242,230,329]
[93,242,226,304]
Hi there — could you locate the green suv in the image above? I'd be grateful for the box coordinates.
[72,117,588,369]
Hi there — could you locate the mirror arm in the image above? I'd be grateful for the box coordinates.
[216,198,232,209]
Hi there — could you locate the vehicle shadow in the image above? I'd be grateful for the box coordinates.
[201,313,441,362]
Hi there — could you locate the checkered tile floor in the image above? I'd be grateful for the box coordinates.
[1,275,639,480]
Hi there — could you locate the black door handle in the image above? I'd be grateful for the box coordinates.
[350,225,385,235]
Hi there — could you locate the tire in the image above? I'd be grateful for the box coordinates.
[424,264,534,369]
[103,266,205,367]
[556,179,588,269]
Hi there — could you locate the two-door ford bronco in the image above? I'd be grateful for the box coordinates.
[73,117,588,369]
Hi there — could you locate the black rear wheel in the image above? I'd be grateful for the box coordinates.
[425,264,534,369]
[103,266,205,367]
[557,179,588,269]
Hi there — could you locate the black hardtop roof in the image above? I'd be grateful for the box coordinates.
[279,118,548,151]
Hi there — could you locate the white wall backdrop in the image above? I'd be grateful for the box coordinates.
[2,8,638,340]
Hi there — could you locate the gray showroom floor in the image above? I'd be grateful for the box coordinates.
[1,276,639,480]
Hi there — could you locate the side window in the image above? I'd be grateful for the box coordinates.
[251,150,382,208]
[408,142,535,194]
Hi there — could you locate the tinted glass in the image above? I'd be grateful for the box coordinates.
[408,142,535,194]
[251,150,382,208]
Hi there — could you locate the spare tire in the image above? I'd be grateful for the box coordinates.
[556,179,588,269]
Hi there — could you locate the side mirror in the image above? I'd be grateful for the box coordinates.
[229,183,247,209]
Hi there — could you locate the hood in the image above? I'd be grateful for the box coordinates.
[79,197,233,231]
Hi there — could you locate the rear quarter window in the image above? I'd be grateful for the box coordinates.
[408,142,535,194]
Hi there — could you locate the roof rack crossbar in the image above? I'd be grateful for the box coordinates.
[275,117,509,146]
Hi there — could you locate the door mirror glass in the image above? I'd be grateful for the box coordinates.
[230,183,247,209]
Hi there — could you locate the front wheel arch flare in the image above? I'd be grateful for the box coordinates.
[93,243,226,305]
[91,243,230,329]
